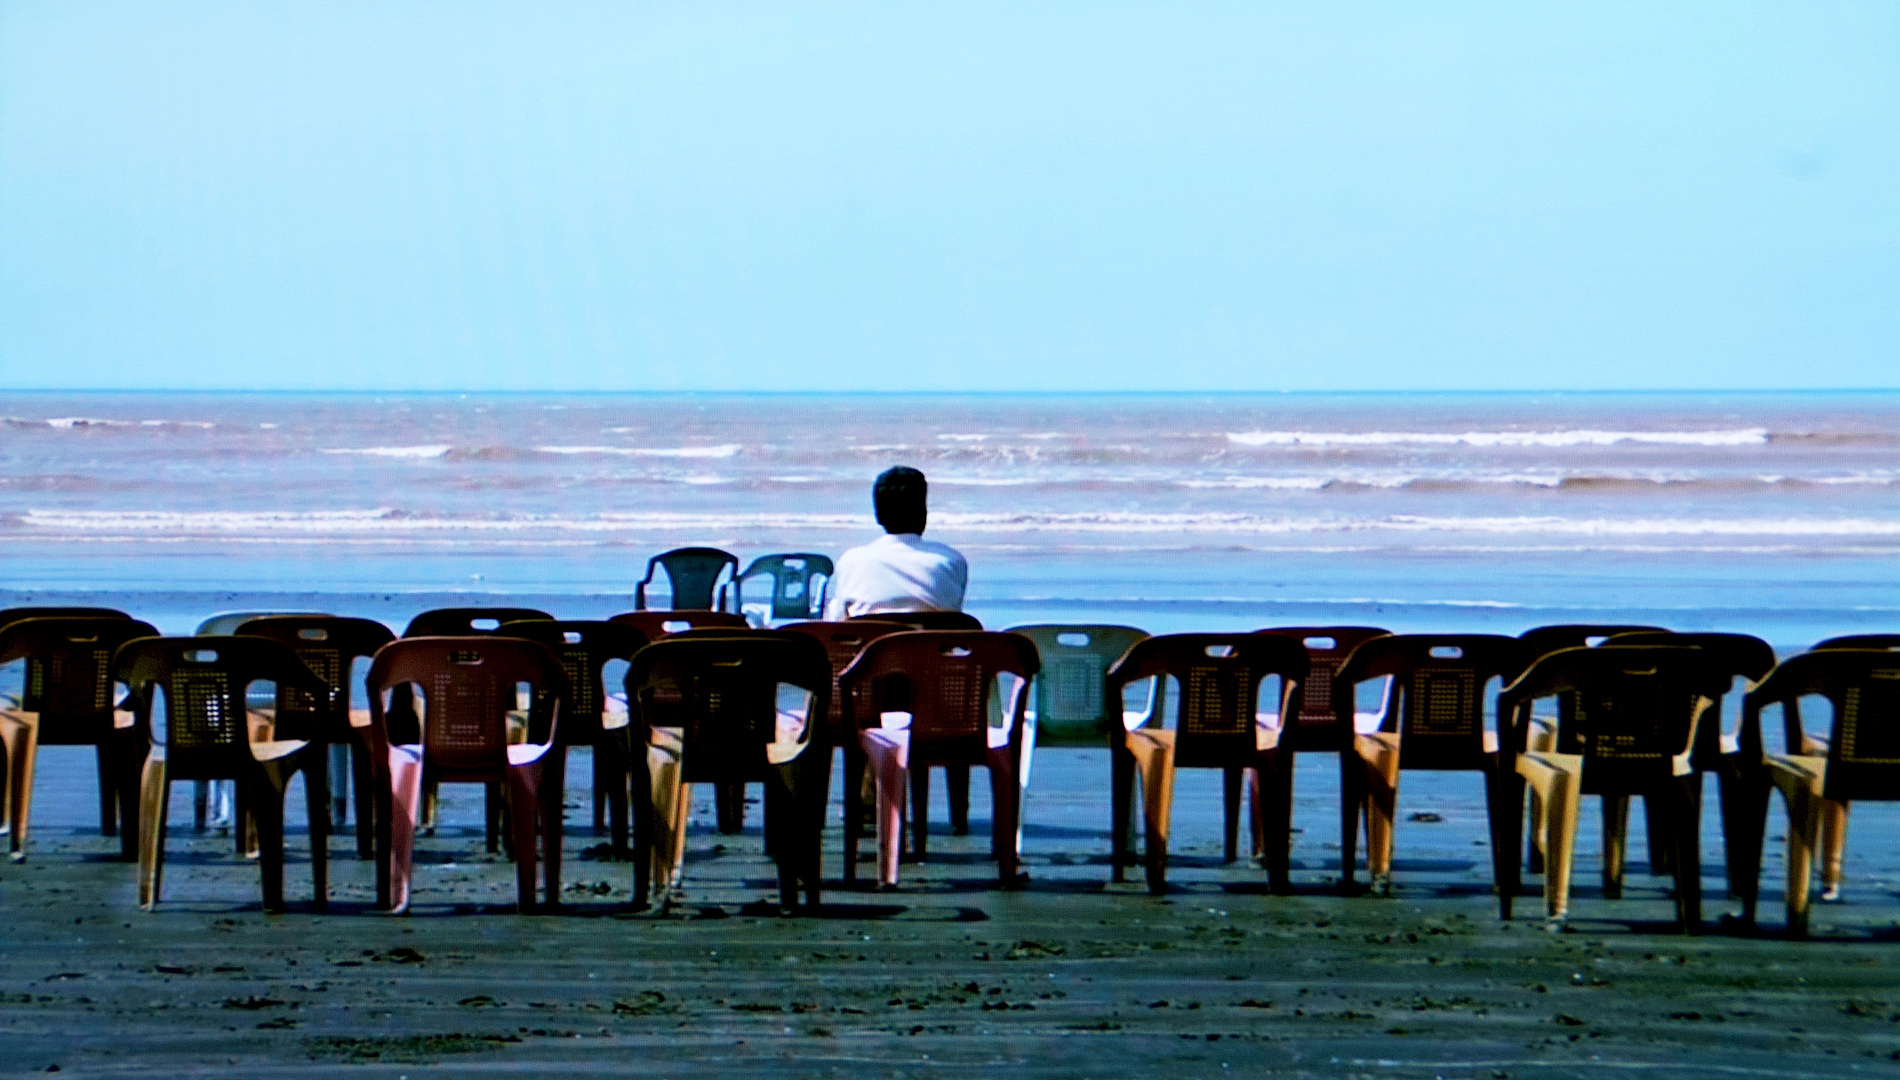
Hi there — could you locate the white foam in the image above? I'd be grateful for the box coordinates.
[321,445,452,458]
[936,433,989,442]
[537,444,742,458]
[1226,428,1771,448]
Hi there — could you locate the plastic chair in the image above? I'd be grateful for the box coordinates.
[192,612,315,834]
[229,616,396,859]
[775,620,915,836]
[838,630,1038,888]
[1103,634,1306,894]
[849,611,985,831]
[736,554,834,625]
[366,637,569,913]
[1814,634,1900,650]
[627,632,830,910]
[1246,627,1391,865]
[0,616,158,861]
[116,635,333,912]
[609,610,750,638]
[402,608,553,637]
[0,606,138,841]
[1500,644,1725,930]
[854,611,983,631]
[1334,634,1529,901]
[499,620,648,856]
[635,547,740,612]
[1004,625,1150,746]
[1731,649,1900,935]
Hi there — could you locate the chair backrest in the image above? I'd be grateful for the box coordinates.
[365,637,568,773]
[0,617,160,729]
[625,632,831,778]
[737,553,835,623]
[636,547,740,611]
[0,606,130,630]
[195,610,322,636]
[1744,649,1900,802]
[114,635,328,755]
[1517,624,1669,668]
[1605,631,1775,761]
[1337,634,1527,769]
[839,631,1039,760]
[1502,644,1722,789]
[402,607,553,637]
[1815,634,1900,651]
[775,620,914,738]
[1005,624,1149,746]
[499,620,648,727]
[231,615,396,730]
[1251,626,1391,750]
[1106,633,1307,764]
[609,610,750,639]
[852,610,983,631]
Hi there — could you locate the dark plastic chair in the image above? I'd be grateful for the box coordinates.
[609,610,750,638]
[1245,627,1391,864]
[191,612,314,833]
[403,608,553,637]
[635,547,740,612]
[854,611,983,631]
[1105,634,1307,893]
[0,616,159,861]
[500,620,649,856]
[230,616,397,859]
[626,632,831,909]
[0,606,139,841]
[1500,644,1727,930]
[1518,624,1670,660]
[849,611,985,831]
[1814,634,1900,651]
[365,637,569,913]
[116,635,333,912]
[838,630,1039,886]
[1334,634,1529,899]
[737,554,835,624]
[1731,649,1900,935]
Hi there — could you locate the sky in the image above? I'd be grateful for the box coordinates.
[0,1,1895,393]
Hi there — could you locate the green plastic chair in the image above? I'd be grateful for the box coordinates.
[1005,625,1150,747]
[736,554,834,624]
[636,548,740,612]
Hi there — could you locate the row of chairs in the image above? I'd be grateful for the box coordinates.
[633,547,833,621]
[1,607,1893,936]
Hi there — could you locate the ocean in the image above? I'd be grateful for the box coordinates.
[3,390,1897,648]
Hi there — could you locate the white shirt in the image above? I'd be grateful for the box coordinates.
[823,532,969,620]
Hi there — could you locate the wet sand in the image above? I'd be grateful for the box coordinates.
[4,745,1899,1078]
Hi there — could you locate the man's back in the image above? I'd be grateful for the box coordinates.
[824,533,968,620]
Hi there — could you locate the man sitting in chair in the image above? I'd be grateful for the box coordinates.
[824,466,968,619]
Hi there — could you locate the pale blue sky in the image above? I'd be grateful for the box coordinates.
[1,2,1894,391]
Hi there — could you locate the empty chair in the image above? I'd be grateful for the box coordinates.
[499,620,648,856]
[1334,634,1528,897]
[0,616,158,861]
[627,632,830,910]
[1247,627,1391,869]
[1500,644,1726,930]
[776,619,916,832]
[736,554,835,625]
[853,610,983,631]
[849,610,985,832]
[1813,634,1900,650]
[403,608,553,637]
[838,630,1039,888]
[192,611,314,834]
[366,637,569,913]
[609,610,750,638]
[1731,649,1900,935]
[116,636,333,912]
[0,605,139,842]
[635,547,740,612]
[1105,634,1307,894]
[230,616,396,859]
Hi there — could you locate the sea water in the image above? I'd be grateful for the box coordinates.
[3,390,1898,648]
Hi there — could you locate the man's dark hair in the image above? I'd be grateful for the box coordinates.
[873,466,928,535]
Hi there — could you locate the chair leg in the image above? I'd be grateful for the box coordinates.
[1717,758,1770,925]
[946,764,970,836]
[841,744,863,887]
[1485,761,1524,921]
[1124,730,1175,895]
[2,712,38,862]
[1517,752,1582,924]
[193,780,208,831]
[95,744,117,836]
[252,767,290,914]
[1644,790,1675,876]
[1221,767,1243,864]
[1257,751,1294,893]
[598,737,631,859]
[506,774,541,913]
[111,734,144,862]
[908,764,931,863]
[138,753,170,910]
[989,757,1022,885]
[1670,778,1701,932]
[593,745,610,834]
[1820,801,1848,901]
[305,752,330,911]
[486,783,504,855]
[540,760,564,910]
[630,741,654,908]
[1110,743,1135,883]
[327,744,350,830]
[351,740,376,860]
[1338,749,1365,892]
[1526,787,1547,875]
[1600,794,1630,899]
[714,780,745,835]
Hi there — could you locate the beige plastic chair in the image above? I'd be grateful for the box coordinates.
[1499,644,1725,931]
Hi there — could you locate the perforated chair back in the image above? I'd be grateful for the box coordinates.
[609,610,749,639]
[852,610,983,631]
[737,554,834,623]
[1105,633,1306,767]
[1815,634,1900,652]
[402,608,552,638]
[1337,634,1527,770]
[1743,649,1900,802]
[114,636,328,757]
[1251,626,1390,751]
[231,616,395,738]
[499,620,647,734]
[776,620,913,739]
[1006,624,1149,746]
[636,547,740,611]
[1502,645,1724,791]
[366,637,568,775]
[839,631,1038,763]
[0,617,159,738]
[626,633,830,780]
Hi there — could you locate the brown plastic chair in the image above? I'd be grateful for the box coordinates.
[1245,627,1391,865]
[854,611,984,631]
[1814,634,1900,651]
[365,636,569,913]
[775,620,915,830]
[635,547,740,612]
[115,635,333,912]
[0,607,134,838]
[1104,634,1306,894]
[849,611,984,832]
[403,608,553,637]
[1500,644,1726,930]
[626,632,831,910]
[0,616,158,861]
[230,616,396,859]
[1731,649,1900,935]
[499,620,648,856]
[609,610,751,830]
[838,630,1038,887]
[1334,634,1529,900]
